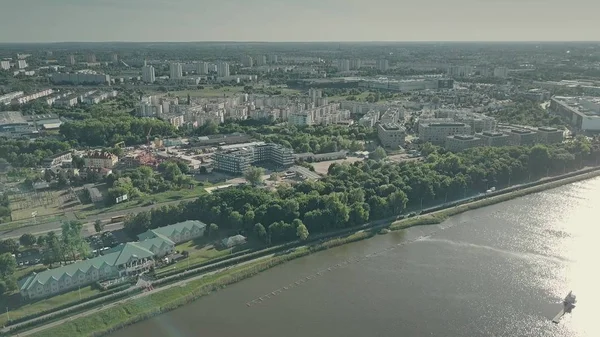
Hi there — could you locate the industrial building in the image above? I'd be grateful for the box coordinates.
[213,142,294,174]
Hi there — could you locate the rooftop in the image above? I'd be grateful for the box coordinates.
[379,123,405,131]
[538,127,559,132]
[421,122,468,127]
[449,134,477,141]
[480,131,507,137]
[0,111,27,126]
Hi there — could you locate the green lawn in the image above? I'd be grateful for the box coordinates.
[326,91,372,102]
[0,285,101,327]
[164,87,245,98]
[155,240,231,276]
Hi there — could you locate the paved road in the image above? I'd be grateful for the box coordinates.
[12,252,278,337]
[0,199,193,240]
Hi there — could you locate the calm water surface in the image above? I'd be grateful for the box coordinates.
[111,177,600,337]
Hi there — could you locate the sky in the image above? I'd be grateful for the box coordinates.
[0,0,599,43]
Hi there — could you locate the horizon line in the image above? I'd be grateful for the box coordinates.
[1,40,600,45]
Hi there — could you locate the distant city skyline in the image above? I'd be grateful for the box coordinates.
[0,0,599,43]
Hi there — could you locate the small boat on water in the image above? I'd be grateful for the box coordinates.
[552,291,576,324]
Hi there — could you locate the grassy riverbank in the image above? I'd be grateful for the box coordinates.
[23,169,600,337]
[27,232,372,337]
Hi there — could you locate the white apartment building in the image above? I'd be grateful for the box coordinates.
[217,62,230,77]
[142,65,156,83]
[169,63,183,80]
[377,59,389,71]
[308,88,322,102]
[67,55,75,65]
[418,122,472,144]
[241,55,253,67]
[337,59,350,72]
[268,54,278,63]
[11,89,54,105]
[0,91,24,105]
[255,55,267,66]
[17,60,28,69]
[196,62,209,75]
[341,101,389,114]
[358,110,381,127]
[165,115,185,129]
[493,67,509,78]
[377,123,406,148]
[0,60,10,70]
[350,59,362,70]
[379,108,404,124]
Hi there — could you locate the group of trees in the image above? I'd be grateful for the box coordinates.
[0,138,72,167]
[0,194,10,224]
[486,102,564,127]
[192,122,376,154]
[105,162,194,205]
[124,138,599,247]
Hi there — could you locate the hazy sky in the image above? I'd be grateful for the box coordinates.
[0,0,598,42]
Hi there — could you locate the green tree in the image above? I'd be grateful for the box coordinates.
[254,223,267,243]
[244,166,265,186]
[19,233,36,247]
[370,147,387,161]
[94,219,104,233]
[294,219,309,241]
[61,221,90,261]
[0,253,17,279]
[0,239,19,254]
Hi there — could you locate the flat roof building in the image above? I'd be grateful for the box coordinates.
[549,96,600,131]
[477,131,511,147]
[508,129,538,146]
[445,134,484,152]
[213,143,293,174]
[377,123,406,149]
[418,122,471,145]
[536,127,564,144]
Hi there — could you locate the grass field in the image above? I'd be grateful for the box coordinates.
[155,240,231,276]
[326,91,372,102]
[163,87,246,98]
[0,285,101,327]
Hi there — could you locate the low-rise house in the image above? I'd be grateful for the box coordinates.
[137,220,207,245]
[220,235,247,249]
[83,151,118,169]
[42,151,72,169]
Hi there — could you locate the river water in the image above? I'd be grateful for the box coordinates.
[110,177,600,337]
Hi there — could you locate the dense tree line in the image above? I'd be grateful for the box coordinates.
[486,102,564,127]
[192,122,376,154]
[124,138,600,246]
[0,138,72,167]
[0,193,11,224]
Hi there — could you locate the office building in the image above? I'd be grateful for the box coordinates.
[217,62,230,77]
[0,60,10,70]
[377,123,406,149]
[67,55,75,65]
[377,59,389,71]
[196,62,209,75]
[213,142,294,174]
[549,96,600,131]
[445,135,485,152]
[256,55,267,66]
[268,54,278,63]
[508,129,538,146]
[418,122,471,144]
[51,72,110,85]
[241,55,253,68]
[536,127,563,144]
[337,59,350,72]
[169,63,183,80]
[83,151,118,169]
[477,131,511,147]
[86,54,96,63]
[142,65,156,83]
[493,67,509,78]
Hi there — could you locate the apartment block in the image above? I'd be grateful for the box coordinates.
[418,122,471,144]
[142,65,156,83]
[377,123,406,149]
[358,110,381,127]
[379,108,404,124]
[169,63,183,80]
[84,151,118,169]
[445,135,484,152]
[51,72,110,85]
